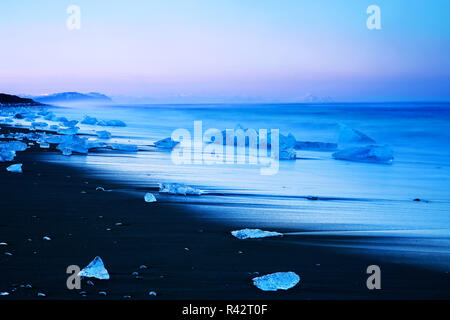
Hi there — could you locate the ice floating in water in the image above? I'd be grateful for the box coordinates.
[78,256,110,280]
[81,116,98,125]
[231,228,283,239]
[332,145,393,164]
[252,272,300,291]
[61,119,79,128]
[96,130,111,139]
[338,125,375,144]
[279,148,297,160]
[6,163,22,173]
[159,183,202,196]
[295,141,337,151]
[0,292,10,296]
[98,120,126,127]
[154,137,179,150]
[144,193,157,203]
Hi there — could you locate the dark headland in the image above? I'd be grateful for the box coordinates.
[0,94,42,106]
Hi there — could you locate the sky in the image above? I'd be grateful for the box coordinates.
[0,0,449,102]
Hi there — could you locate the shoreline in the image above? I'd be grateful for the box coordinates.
[1,124,449,299]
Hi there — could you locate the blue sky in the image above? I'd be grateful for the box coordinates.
[0,0,449,102]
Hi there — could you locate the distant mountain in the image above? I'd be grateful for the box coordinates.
[33,92,112,104]
[0,93,42,106]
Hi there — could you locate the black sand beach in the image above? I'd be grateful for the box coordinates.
[0,126,449,299]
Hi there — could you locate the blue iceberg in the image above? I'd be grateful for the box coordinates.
[159,183,202,196]
[6,163,22,173]
[81,115,98,125]
[144,193,157,203]
[332,145,394,164]
[154,137,179,150]
[78,256,110,280]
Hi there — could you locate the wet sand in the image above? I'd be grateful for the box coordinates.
[0,135,449,299]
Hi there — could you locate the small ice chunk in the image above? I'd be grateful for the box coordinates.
[159,183,202,196]
[81,116,98,125]
[338,125,375,144]
[61,120,79,128]
[37,292,46,297]
[154,137,179,150]
[96,131,111,139]
[231,228,283,240]
[332,145,393,164]
[39,142,50,149]
[1,292,10,296]
[0,242,7,246]
[6,163,22,173]
[144,193,157,203]
[96,187,111,192]
[148,291,157,296]
[295,141,337,151]
[98,120,126,127]
[78,256,110,280]
[252,271,300,291]
[43,236,51,241]
[109,143,138,152]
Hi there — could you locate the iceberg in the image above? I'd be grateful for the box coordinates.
[81,115,98,125]
[31,122,48,128]
[0,141,28,162]
[109,143,138,152]
[231,228,283,239]
[61,119,79,128]
[159,183,202,196]
[154,137,179,150]
[144,193,157,203]
[98,120,126,127]
[338,125,375,144]
[57,127,80,135]
[6,163,22,173]
[252,272,300,291]
[278,133,296,150]
[96,130,111,139]
[56,135,89,154]
[78,256,110,280]
[332,145,394,164]
[279,148,297,160]
[294,141,337,151]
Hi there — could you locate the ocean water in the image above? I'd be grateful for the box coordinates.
[39,102,450,271]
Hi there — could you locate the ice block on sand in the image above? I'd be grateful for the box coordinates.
[231,228,283,239]
[6,163,22,173]
[144,193,157,203]
[78,256,110,280]
[252,272,300,291]
[154,137,179,150]
[159,183,202,195]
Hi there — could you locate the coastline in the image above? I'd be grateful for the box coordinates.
[1,139,449,299]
